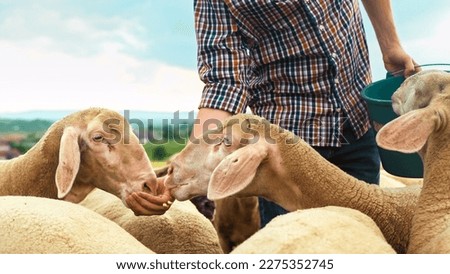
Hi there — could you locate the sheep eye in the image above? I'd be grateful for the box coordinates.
[92,134,104,142]
[223,137,232,147]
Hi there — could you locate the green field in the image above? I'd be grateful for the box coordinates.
[0,119,52,134]
[1,118,188,162]
[143,140,186,162]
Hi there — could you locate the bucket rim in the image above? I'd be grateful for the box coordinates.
[361,81,393,105]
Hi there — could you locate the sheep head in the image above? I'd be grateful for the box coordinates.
[391,70,450,115]
[165,114,291,201]
[54,108,157,205]
[377,70,450,156]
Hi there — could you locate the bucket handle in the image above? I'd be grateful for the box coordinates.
[387,63,450,78]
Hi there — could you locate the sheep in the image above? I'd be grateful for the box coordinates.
[212,196,260,253]
[156,160,257,254]
[80,188,223,254]
[379,169,407,188]
[163,113,421,254]
[0,196,154,254]
[213,167,411,253]
[376,70,450,253]
[231,206,396,254]
[380,167,422,187]
[158,154,216,220]
[0,107,157,205]
[213,167,409,254]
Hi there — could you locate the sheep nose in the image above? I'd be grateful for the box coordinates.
[391,92,402,103]
[143,173,158,193]
[167,166,173,176]
[167,160,180,176]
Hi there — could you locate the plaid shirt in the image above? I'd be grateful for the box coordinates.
[195,0,372,147]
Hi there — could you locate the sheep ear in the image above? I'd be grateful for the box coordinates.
[207,144,268,200]
[376,108,435,153]
[56,127,81,199]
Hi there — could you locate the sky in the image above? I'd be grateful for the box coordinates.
[0,0,449,114]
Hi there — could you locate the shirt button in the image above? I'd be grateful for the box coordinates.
[334,78,339,84]
[331,52,339,60]
[336,108,342,112]
[305,0,310,3]
[318,24,326,32]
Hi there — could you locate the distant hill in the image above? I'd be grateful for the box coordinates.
[0,110,195,124]
[0,119,53,134]
[0,110,197,133]
[0,110,73,121]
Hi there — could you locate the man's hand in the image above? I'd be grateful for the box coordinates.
[126,177,175,216]
[383,46,419,77]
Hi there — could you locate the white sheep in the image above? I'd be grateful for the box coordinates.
[211,167,410,254]
[164,113,421,254]
[379,169,407,188]
[377,70,450,253]
[212,167,413,254]
[80,188,223,254]
[231,206,395,254]
[0,196,153,254]
[0,108,157,205]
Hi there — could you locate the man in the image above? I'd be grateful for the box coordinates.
[127,0,417,223]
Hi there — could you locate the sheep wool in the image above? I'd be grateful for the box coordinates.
[0,196,153,254]
[231,206,396,254]
[80,188,223,254]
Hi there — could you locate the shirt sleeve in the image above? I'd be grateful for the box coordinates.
[195,0,250,114]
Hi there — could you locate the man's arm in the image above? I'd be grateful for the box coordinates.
[191,108,232,140]
[362,0,418,76]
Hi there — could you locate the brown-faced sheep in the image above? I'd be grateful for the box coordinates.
[164,113,420,254]
[0,108,158,205]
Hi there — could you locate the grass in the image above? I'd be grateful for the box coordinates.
[143,140,186,162]
[152,161,168,168]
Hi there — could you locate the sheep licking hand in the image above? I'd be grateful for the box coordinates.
[164,113,421,253]
[0,108,159,207]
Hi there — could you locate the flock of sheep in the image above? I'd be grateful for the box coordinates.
[0,70,448,254]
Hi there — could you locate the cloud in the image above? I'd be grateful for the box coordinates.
[363,7,450,81]
[0,3,147,57]
[0,3,203,113]
[0,40,203,113]
[403,13,450,65]
[3,1,448,115]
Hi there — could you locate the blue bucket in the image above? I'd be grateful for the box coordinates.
[362,65,450,178]
[362,75,423,178]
